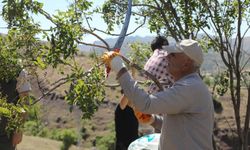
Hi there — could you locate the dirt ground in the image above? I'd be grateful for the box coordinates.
[213,91,250,150]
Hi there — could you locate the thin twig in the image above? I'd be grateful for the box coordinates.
[76,40,108,49]
[81,27,110,50]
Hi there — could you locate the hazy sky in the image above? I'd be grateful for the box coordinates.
[0,0,154,43]
[1,0,249,42]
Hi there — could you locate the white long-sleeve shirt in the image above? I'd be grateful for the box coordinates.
[118,71,214,150]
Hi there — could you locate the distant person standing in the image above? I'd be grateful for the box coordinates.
[0,69,32,150]
[144,35,174,93]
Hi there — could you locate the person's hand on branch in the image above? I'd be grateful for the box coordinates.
[101,51,126,77]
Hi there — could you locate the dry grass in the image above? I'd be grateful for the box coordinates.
[17,135,81,150]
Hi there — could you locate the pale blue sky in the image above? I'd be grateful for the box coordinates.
[0,0,154,43]
[1,0,249,42]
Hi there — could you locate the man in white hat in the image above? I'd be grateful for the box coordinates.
[103,39,214,150]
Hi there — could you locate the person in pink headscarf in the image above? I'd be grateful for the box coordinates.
[144,35,174,94]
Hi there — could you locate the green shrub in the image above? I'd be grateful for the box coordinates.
[23,103,49,137]
[88,52,98,59]
[94,122,115,150]
[60,129,78,150]
[96,133,115,150]
[203,76,213,87]
[27,104,41,121]
[23,120,47,137]
[47,128,79,150]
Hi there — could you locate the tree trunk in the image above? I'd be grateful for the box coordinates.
[243,87,250,150]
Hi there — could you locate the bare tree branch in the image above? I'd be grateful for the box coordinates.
[76,40,108,49]
[80,27,110,50]
[92,16,146,36]
[38,8,57,25]
[240,51,250,72]
[241,25,250,41]
[84,14,95,32]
